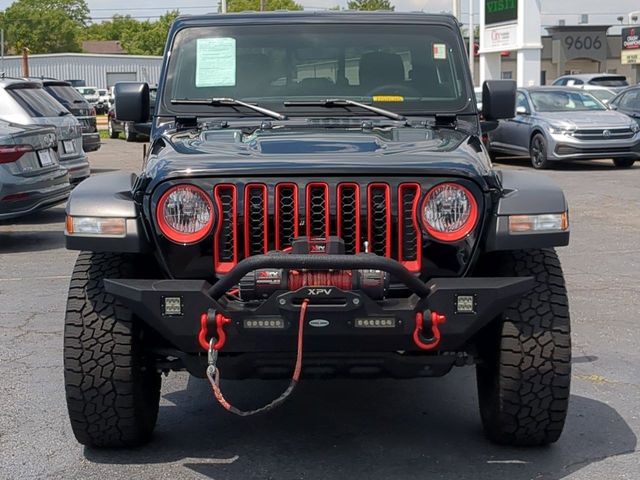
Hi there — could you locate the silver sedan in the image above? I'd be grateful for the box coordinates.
[0,121,71,221]
[487,87,640,169]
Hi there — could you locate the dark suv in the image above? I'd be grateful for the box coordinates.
[35,79,101,153]
[63,12,572,449]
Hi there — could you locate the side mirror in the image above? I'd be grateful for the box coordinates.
[114,82,149,123]
[516,105,529,115]
[482,80,517,121]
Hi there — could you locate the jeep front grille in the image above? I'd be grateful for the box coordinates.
[213,181,423,272]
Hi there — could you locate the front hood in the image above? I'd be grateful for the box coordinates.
[145,126,494,189]
[541,110,635,129]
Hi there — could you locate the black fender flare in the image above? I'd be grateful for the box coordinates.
[65,172,151,253]
[484,170,569,252]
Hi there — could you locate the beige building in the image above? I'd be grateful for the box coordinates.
[469,25,639,86]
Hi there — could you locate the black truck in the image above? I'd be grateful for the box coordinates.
[63,12,571,448]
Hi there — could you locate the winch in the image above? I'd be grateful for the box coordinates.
[238,237,390,300]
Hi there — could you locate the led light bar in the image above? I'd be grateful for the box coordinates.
[65,216,126,236]
[509,212,569,234]
[354,318,396,328]
[244,319,286,329]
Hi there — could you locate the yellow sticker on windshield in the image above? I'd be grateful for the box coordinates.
[373,95,404,102]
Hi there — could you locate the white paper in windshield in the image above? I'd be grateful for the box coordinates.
[196,37,236,87]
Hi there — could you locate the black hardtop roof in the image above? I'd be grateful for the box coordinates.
[172,11,459,28]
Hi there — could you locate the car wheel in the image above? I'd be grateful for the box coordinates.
[64,252,161,447]
[612,158,635,168]
[529,134,551,169]
[107,119,119,139]
[475,249,571,446]
[124,123,137,142]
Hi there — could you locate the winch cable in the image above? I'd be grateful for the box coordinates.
[206,298,309,416]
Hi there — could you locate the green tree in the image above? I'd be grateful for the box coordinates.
[347,0,394,11]
[1,0,89,54]
[82,11,179,56]
[227,0,303,12]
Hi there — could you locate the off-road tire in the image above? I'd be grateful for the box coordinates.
[107,119,119,139]
[64,252,161,448]
[530,133,551,169]
[124,123,137,142]
[612,158,635,168]
[475,249,571,446]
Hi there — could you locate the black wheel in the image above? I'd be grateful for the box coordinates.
[64,252,161,448]
[530,134,551,169]
[612,158,635,168]
[124,123,137,142]
[475,249,571,446]
[107,119,119,139]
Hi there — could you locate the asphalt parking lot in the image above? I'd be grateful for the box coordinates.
[1,138,639,479]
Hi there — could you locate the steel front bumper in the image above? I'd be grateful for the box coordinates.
[104,254,534,355]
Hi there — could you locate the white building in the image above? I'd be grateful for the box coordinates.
[0,53,162,89]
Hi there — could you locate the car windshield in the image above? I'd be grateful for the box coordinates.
[46,85,87,105]
[165,23,470,116]
[81,88,97,95]
[588,89,615,103]
[530,90,606,112]
[9,87,67,117]
[589,77,628,87]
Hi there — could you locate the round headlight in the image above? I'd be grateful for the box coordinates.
[157,184,214,244]
[421,183,478,242]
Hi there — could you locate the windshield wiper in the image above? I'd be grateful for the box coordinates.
[58,111,71,116]
[283,98,405,121]
[171,98,287,120]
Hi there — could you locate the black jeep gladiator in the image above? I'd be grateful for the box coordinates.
[63,12,571,448]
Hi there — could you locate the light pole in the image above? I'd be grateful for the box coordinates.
[452,0,460,19]
[469,0,474,83]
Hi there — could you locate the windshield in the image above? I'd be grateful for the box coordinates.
[589,77,628,87]
[9,87,67,117]
[46,85,87,105]
[588,89,615,103]
[80,88,97,95]
[165,23,470,117]
[530,90,606,112]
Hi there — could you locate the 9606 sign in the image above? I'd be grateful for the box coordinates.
[564,35,603,51]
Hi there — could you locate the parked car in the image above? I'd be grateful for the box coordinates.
[107,86,156,141]
[96,88,111,114]
[64,12,572,449]
[75,86,100,108]
[552,73,629,92]
[0,78,90,183]
[0,120,71,220]
[474,86,483,111]
[32,79,101,153]
[487,87,640,168]
[609,85,640,124]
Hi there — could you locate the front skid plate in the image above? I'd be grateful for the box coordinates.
[104,276,534,353]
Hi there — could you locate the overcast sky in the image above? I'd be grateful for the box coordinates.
[0,0,639,32]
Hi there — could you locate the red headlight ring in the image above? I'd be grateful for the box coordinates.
[156,184,214,245]
[420,183,479,242]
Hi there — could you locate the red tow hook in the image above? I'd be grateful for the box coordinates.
[199,312,232,351]
[413,311,446,350]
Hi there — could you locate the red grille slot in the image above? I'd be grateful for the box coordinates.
[337,183,361,254]
[244,183,268,257]
[398,183,422,272]
[214,184,238,273]
[275,183,299,250]
[306,182,330,238]
[367,183,391,257]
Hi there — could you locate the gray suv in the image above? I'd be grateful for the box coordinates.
[488,87,640,168]
[0,78,90,183]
